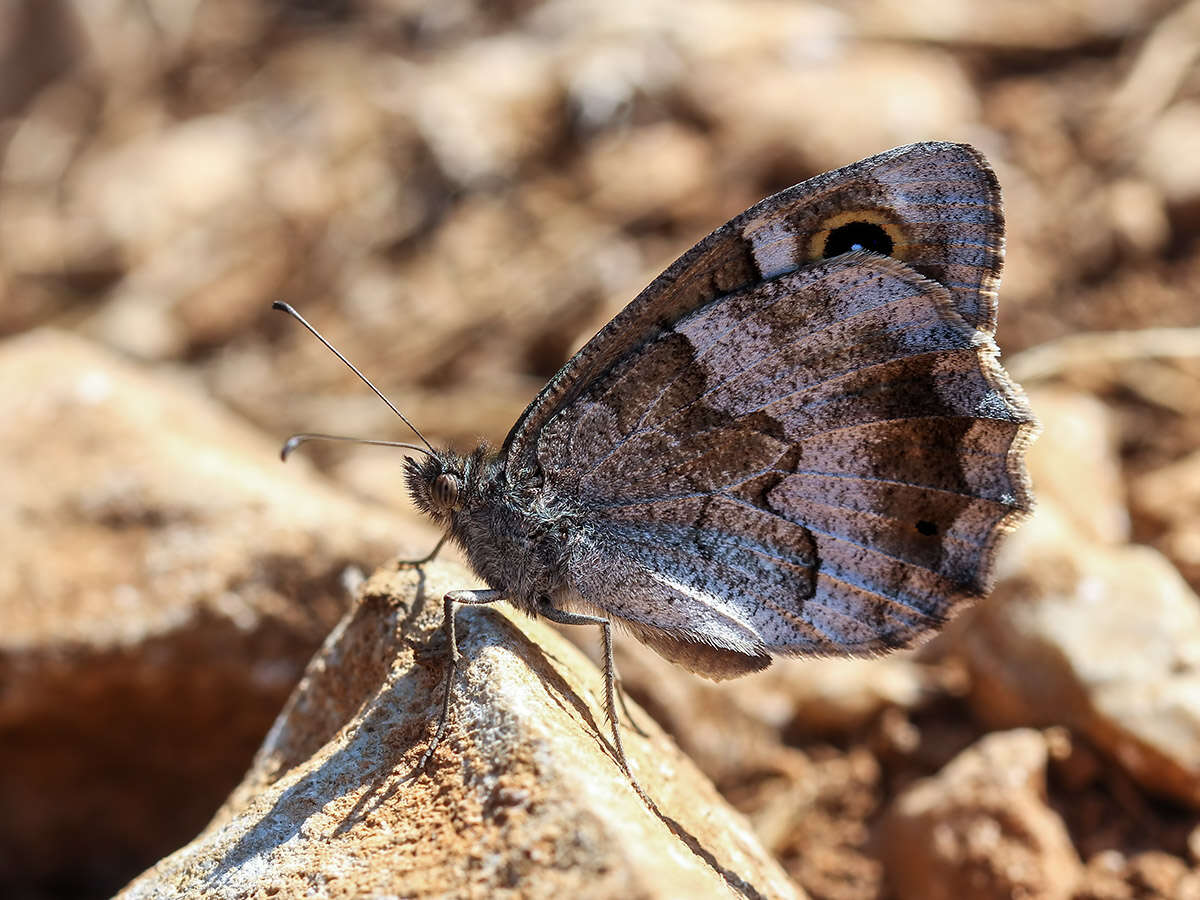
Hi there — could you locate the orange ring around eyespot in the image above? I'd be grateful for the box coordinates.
[806,209,910,262]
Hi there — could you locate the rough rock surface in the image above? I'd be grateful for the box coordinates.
[117,562,804,900]
[879,729,1081,900]
[0,329,435,897]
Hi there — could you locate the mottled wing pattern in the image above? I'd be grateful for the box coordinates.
[501,142,1034,679]
[536,254,1034,676]
[502,141,1003,483]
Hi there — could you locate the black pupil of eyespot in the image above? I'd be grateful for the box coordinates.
[916,520,938,536]
[823,221,894,258]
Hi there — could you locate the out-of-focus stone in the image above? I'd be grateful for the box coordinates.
[850,0,1171,49]
[582,122,713,222]
[602,634,939,786]
[1022,386,1129,544]
[1140,101,1200,218]
[880,729,1082,900]
[0,329,434,898]
[1132,448,1200,590]
[408,35,561,186]
[1075,849,1200,900]
[955,502,1200,808]
[1106,177,1172,257]
[117,562,805,900]
[0,0,83,117]
[72,114,292,359]
[687,44,981,177]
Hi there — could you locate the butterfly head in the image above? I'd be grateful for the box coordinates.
[405,449,469,522]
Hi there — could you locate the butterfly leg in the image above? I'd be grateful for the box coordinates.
[534,599,645,787]
[405,588,503,780]
[616,677,650,738]
[396,534,448,568]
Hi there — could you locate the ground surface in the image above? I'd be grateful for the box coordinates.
[3,1,1200,898]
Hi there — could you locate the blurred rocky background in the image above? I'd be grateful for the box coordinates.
[3,0,1200,898]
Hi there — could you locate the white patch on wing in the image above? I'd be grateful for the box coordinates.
[645,569,754,632]
[747,220,798,279]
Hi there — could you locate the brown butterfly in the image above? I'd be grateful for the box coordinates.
[277,141,1037,782]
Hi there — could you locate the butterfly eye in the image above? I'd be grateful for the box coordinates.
[808,210,905,261]
[432,473,460,509]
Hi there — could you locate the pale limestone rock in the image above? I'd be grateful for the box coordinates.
[937,378,1200,808]
[1022,386,1129,545]
[958,502,1200,808]
[880,729,1082,900]
[118,562,804,900]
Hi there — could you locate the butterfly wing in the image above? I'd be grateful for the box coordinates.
[502,141,1004,484]
[500,142,1033,678]
[535,252,1034,676]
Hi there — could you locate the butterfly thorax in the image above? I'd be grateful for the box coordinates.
[404,445,582,614]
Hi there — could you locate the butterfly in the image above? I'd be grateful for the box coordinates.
[276,141,1037,783]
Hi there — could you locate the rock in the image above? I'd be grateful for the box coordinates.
[608,637,941,784]
[1105,177,1172,257]
[955,502,1200,808]
[879,729,1082,900]
[408,35,561,186]
[1132,448,1200,591]
[0,329,435,898]
[117,562,804,900]
[1140,101,1200,221]
[0,0,82,118]
[687,43,982,178]
[1075,849,1200,900]
[1020,386,1129,545]
[850,0,1170,49]
[582,121,714,223]
[73,113,294,360]
[569,617,939,900]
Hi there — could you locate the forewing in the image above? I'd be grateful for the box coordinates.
[539,254,1036,671]
[503,141,1003,483]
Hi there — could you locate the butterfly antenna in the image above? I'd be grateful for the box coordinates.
[279,434,433,462]
[272,301,437,455]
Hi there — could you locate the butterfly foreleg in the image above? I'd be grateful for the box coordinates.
[395,534,448,569]
[404,588,503,781]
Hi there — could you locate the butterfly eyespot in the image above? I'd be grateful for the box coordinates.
[432,473,460,509]
[916,520,938,536]
[807,209,906,262]
[823,221,894,258]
